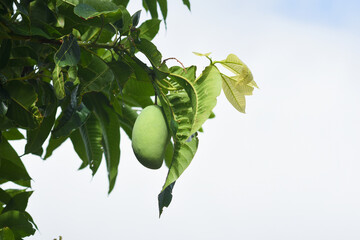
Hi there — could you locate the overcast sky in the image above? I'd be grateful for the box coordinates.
[12,1,360,239]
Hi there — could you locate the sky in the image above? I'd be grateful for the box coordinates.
[9,0,360,239]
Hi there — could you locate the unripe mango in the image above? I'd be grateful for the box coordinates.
[132,105,169,169]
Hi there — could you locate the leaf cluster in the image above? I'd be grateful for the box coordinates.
[0,0,257,237]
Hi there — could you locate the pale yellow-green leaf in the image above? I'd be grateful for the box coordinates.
[220,54,254,85]
[222,74,246,113]
[192,52,212,57]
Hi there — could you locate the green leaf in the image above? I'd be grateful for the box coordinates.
[52,65,66,100]
[158,181,174,217]
[0,211,36,238]
[159,136,198,215]
[70,129,88,169]
[54,34,81,67]
[0,138,31,187]
[52,102,90,138]
[107,60,133,89]
[157,0,167,21]
[0,227,15,240]
[193,51,211,57]
[4,81,41,129]
[1,129,24,141]
[78,51,114,95]
[2,192,33,213]
[0,40,12,70]
[25,109,56,155]
[44,135,68,160]
[132,10,141,27]
[117,104,138,139]
[84,93,120,193]
[138,19,161,41]
[170,65,222,135]
[78,113,103,175]
[143,0,158,19]
[182,0,191,10]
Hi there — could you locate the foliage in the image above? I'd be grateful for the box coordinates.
[0,0,257,238]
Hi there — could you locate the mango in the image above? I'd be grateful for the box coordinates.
[132,105,169,169]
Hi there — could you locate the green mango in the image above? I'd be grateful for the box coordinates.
[132,105,169,169]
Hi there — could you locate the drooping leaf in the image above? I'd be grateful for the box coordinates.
[84,93,120,193]
[78,113,103,175]
[158,181,174,217]
[143,0,158,19]
[138,19,161,41]
[0,138,31,187]
[116,104,138,139]
[70,129,89,169]
[157,0,167,21]
[54,34,80,67]
[182,0,191,10]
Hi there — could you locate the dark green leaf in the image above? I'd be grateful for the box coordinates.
[54,34,80,67]
[3,192,33,213]
[182,0,191,10]
[107,60,133,90]
[0,211,36,238]
[78,51,114,95]
[0,40,12,70]
[132,10,141,27]
[1,129,24,141]
[0,138,31,187]
[158,181,174,217]
[25,109,56,155]
[70,129,88,169]
[44,135,68,160]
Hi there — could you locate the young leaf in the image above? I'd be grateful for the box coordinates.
[219,54,255,86]
[221,74,247,113]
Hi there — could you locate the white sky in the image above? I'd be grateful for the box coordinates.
[13,1,360,239]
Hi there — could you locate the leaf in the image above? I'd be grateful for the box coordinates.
[0,138,31,187]
[158,181,174,217]
[170,65,222,135]
[0,227,15,240]
[52,65,66,100]
[117,104,138,139]
[52,102,90,138]
[0,40,12,70]
[132,10,141,27]
[157,0,167,21]
[78,113,103,175]
[193,52,211,57]
[107,60,133,89]
[0,211,36,238]
[1,129,25,141]
[143,0,158,19]
[54,34,80,67]
[182,0,191,10]
[44,135,68,160]
[219,54,255,86]
[221,74,247,113]
[70,129,89,169]
[2,192,33,213]
[4,81,42,129]
[25,109,57,155]
[84,93,121,193]
[78,50,114,95]
[138,19,161,41]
